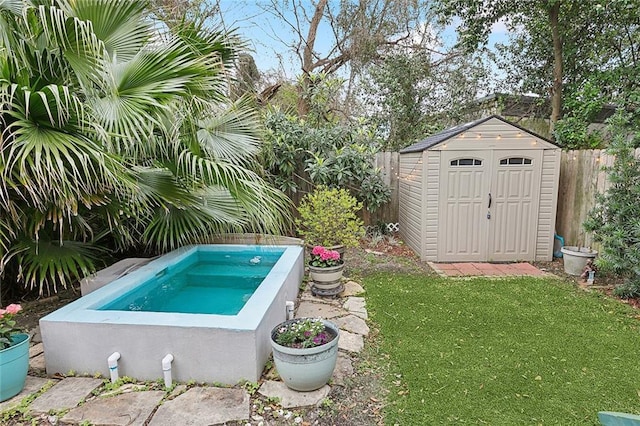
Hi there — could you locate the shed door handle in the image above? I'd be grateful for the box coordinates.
[488,193,492,208]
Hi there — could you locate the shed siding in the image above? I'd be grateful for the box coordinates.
[399,153,423,255]
[423,151,440,260]
[535,149,561,260]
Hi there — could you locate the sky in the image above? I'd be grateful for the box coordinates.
[215,1,512,80]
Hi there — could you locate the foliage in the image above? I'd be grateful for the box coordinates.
[260,105,391,211]
[309,246,342,268]
[273,318,334,349]
[584,111,640,297]
[436,0,640,134]
[553,81,606,149]
[364,273,640,423]
[263,0,436,117]
[360,52,491,150]
[0,1,290,297]
[0,304,23,349]
[296,186,365,248]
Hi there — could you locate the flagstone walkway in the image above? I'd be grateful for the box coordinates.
[0,281,368,426]
[428,261,549,277]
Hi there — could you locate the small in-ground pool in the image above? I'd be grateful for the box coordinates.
[40,245,303,385]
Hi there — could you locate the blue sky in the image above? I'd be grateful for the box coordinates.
[217,1,511,79]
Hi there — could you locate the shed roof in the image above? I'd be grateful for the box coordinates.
[400,115,555,154]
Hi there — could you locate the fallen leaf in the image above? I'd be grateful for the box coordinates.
[535,375,542,381]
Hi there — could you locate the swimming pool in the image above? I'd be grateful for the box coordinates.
[40,245,304,385]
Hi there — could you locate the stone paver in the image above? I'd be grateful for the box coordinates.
[62,390,164,426]
[29,353,46,371]
[299,289,342,306]
[258,381,330,409]
[149,387,249,426]
[0,376,51,413]
[343,297,368,319]
[341,281,365,296]
[296,301,346,319]
[333,354,355,386]
[29,377,102,414]
[333,314,370,336]
[28,342,44,358]
[338,329,364,353]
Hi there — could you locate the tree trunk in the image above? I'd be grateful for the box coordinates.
[548,0,563,136]
[297,0,327,117]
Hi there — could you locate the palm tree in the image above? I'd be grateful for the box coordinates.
[0,0,291,298]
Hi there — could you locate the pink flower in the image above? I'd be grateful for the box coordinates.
[5,304,21,315]
[311,246,324,256]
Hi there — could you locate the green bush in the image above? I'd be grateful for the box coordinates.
[584,111,640,298]
[295,186,365,248]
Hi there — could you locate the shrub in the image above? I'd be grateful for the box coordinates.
[584,111,640,298]
[296,186,365,248]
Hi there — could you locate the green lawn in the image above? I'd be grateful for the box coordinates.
[363,274,640,425]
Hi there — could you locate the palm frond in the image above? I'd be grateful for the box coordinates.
[60,0,150,62]
[7,238,102,295]
[195,97,260,165]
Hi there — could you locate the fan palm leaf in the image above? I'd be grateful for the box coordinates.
[1,0,291,297]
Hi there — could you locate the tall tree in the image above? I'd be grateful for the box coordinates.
[264,0,452,118]
[436,0,640,137]
[0,0,290,298]
[435,0,566,133]
[360,51,491,150]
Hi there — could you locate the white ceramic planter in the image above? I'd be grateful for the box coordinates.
[561,246,598,275]
[270,319,339,391]
[309,263,344,296]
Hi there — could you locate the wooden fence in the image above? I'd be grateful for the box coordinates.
[555,148,640,248]
[374,149,640,247]
[366,152,400,226]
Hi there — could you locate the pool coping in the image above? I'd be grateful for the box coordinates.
[41,245,302,331]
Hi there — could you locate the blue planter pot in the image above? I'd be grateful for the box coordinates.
[0,333,31,402]
[270,319,339,391]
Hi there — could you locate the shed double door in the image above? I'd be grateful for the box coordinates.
[437,150,542,262]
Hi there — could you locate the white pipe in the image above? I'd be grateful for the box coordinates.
[162,354,174,388]
[285,300,295,320]
[107,352,121,383]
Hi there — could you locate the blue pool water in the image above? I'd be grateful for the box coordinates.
[98,249,284,315]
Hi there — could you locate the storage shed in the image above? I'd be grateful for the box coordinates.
[399,115,561,262]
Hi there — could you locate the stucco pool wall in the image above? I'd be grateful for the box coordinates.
[39,245,304,384]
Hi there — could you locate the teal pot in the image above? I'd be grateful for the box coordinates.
[0,333,31,402]
[270,319,340,391]
[309,263,344,297]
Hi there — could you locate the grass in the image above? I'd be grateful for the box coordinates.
[363,274,640,425]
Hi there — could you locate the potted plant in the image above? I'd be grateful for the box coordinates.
[295,186,365,255]
[270,317,340,391]
[0,304,30,402]
[308,245,344,296]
